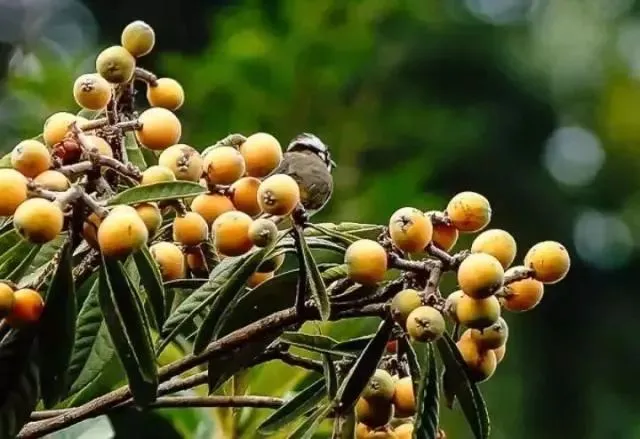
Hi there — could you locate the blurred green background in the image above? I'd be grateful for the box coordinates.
[1,0,638,438]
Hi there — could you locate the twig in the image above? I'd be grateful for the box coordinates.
[388,253,431,274]
[79,118,109,131]
[134,67,158,86]
[269,350,324,373]
[81,193,108,218]
[114,119,141,132]
[423,260,443,305]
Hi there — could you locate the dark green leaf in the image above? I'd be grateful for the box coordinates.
[304,222,384,240]
[332,410,356,439]
[107,181,207,205]
[306,223,358,245]
[0,239,39,281]
[292,226,330,321]
[163,278,208,290]
[287,401,333,439]
[6,244,41,282]
[333,335,375,352]
[436,333,490,439]
[278,236,347,255]
[334,318,394,412]
[398,335,429,399]
[18,233,68,288]
[323,354,338,398]
[279,332,355,358]
[38,241,76,407]
[414,343,439,439]
[193,246,273,353]
[99,255,158,406]
[124,131,147,170]
[133,246,166,329]
[140,147,159,167]
[0,229,21,254]
[321,264,349,284]
[258,378,327,435]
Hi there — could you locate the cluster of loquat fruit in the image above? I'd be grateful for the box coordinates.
[342,192,571,437]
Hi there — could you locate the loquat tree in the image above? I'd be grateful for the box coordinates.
[0,20,571,439]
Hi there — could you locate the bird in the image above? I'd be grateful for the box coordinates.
[270,133,336,219]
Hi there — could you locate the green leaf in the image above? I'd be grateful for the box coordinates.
[304,222,384,240]
[38,241,76,407]
[277,236,347,255]
[99,255,158,406]
[124,131,147,170]
[163,278,208,290]
[287,401,333,439]
[333,335,375,352]
[107,181,207,206]
[306,223,359,245]
[414,343,439,439]
[398,335,429,399]
[292,226,330,321]
[18,233,68,288]
[334,318,394,412]
[0,239,39,281]
[321,264,349,284]
[258,378,327,435]
[436,333,490,439]
[323,354,338,398]
[0,329,40,439]
[279,332,355,358]
[6,243,41,282]
[332,410,356,439]
[133,246,166,329]
[0,229,21,253]
[193,246,273,353]
[0,152,11,168]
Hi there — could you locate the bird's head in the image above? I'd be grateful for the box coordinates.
[286,133,337,172]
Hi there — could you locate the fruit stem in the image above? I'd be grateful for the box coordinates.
[114,119,142,132]
[134,67,158,86]
[425,210,451,226]
[388,253,430,274]
[53,185,84,210]
[81,193,108,219]
[79,117,109,131]
[423,260,443,303]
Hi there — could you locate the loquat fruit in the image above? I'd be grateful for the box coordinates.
[84,135,113,157]
[173,212,208,247]
[230,176,262,216]
[135,107,182,150]
[467,317,509,350]
[13,198,64,244]
[248,218,278,248]
[257,253,285,273]
[390,289,422,326]
[190,193,234,226]
[247,271,274,288]
[406,306,446,342]
[95,45,136,84]
[0,169,28,216]
[494,344,506,364]
[394,423,414,439]
[149,241,186,281]
[158,144,203,182]
[11,139,51,178]
[146,78,184,111]
[366,430,398,439]
[212,211,254,257]
[356,423,370,439]
[392,377,416,418]
[0,282,15,318]
[135,202,162,235]
[239,132,283,178]
[456,337,497,382]
[6,289,44,327]
[356,397,393,428]
[362,369,396,403]
[43,112,81,147]
[186,249,208,276]
[257,173,301,216]
[98,208,149,258]
[444,290,465,322]
[502,266,544,312]
[426,211,459,251]
[344,239,388,285]
[457,253,504,299]
[73,73,112,110]
[82,212,101,249]
[388,207,433,253]
[202,146,246,185]
[524,240,571,284]
[33,170,70,192]
[471,229,517,270]
[121,20,155,57]
[456,294,501,329]
[446,191,492,233]
[141,165,177,185]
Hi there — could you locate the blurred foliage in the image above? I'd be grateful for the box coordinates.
[3,0,640,438]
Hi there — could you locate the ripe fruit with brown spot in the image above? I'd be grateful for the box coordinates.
[394,423,414,439]
[0,282,15,318]
[345,239,388,285]
[6,289,44,327]
[392,377,416,417]
[456,337,497,382]
[11,139,51,178]
[446,191,491,233]
[494,344,506,364]
[502,266,544,312]
[467,316,509,350]
[456,294,501,329]
[14,198,64,244]
[85,135,113,157]
[98,208,149,258]
[147,78,184,110]
[0,169,28,216]
[524,241,571,284]
[390,289,422,326]
[248,271,274,288]
[444,290,465,322]
[471,229,517,269]
[190,193,234,226]
[141,165,176,185]
[239,132,283,177]
[426,211,458,251]
[121,20,155,57]
[257,174,300,216]
[135,203,162,235]
[73,73,112,110]
[43,112,82,147]
[406,306,446,342]
[95,45,136,84]
[248,218,278,248]
[82,212,101,249]
[34,170,70,192]
[388,207,433,253]
[257,253,285,273]
[230,176,262,216]
[149,242,186,281]
[457,253,504,299]
[203,146,246,185]
[355,397,393,428]
[213,211,254,257]
[158,144,202,182]
[173,212,208,246]
[135,108,182,150]
[362,369,395,403]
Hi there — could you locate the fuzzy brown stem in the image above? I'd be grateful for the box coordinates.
[134,67,158,86]
[79,118,109,131]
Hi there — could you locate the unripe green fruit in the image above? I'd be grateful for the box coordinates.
[362,369,395,403]
[390,289,422,326]
[96,46,136,84]
[356,397,393,428]
[248,218,278,248]
[121,20,156,57]
[406,306,446,342]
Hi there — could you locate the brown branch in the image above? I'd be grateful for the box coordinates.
[269,350,324,373]
[79,118,109,131]
[388,253,431,273]
[134,67,158,86]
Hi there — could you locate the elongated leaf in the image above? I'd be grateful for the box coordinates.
[398,336,429,399]
[323,354,338,398]
[332,410,356,439]
[304,222,384,240]
[258,378,327,435]
[107,181,207,205]
[18,233,68,287]
[414,343,439,439]
[38,241,76,407]
[0,239,38,280]
[322,264,349,284]
[279,332,355,358]
[292,226,330,321]
[133,246,166,329]
[287,401,333,439]
[334,318,394,412]
[334,335,375,352]
[0,229,21,253]
[436,333,490,439]
[277,236,347,255]
[163,278,208,290]
[6,244,41,282]
[99,255,158,406]
[306,223,358,245]
[124,131,147,170]
[193,246,273,353]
